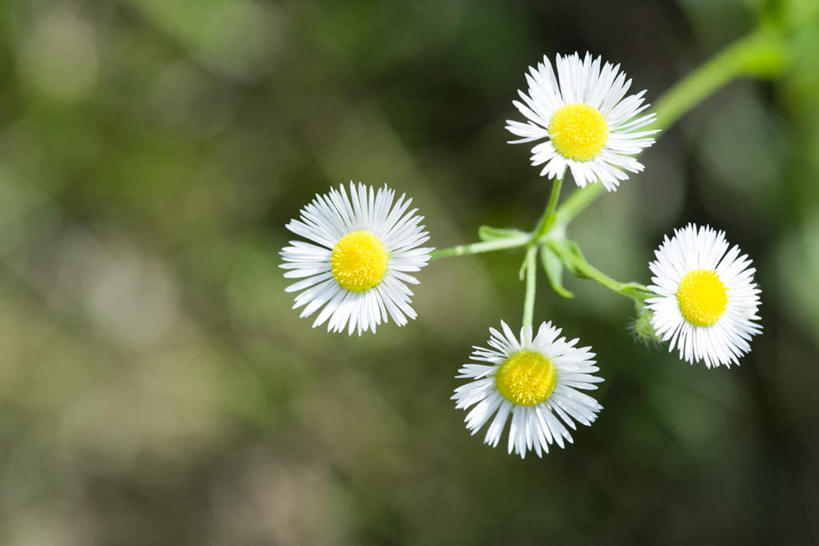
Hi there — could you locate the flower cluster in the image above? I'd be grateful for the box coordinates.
[281,52,762,458]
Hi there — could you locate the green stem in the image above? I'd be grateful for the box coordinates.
[546,240,652,302]
[653,28,783,130]
[522,246,538,329]
[518,177,563,279]
[552,182,605,233]
[552,27,784,229]
[430,233,529,260]
[529,178,563,245]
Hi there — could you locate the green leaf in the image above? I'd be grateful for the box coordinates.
[620,283,654,302]
[478,225,525,242]
[540,246,574,298]
[563,240,585,259]
[555,240,591,279]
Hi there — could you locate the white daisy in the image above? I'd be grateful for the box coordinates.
[280,182,433,335]
[647,223,762,368]
[452,321,603,458]
[506,52,658,191]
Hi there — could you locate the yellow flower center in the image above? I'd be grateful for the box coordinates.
[548,103,609,161]
[330,230,389,292]
[495,350,556,406]
[676,269,728,327]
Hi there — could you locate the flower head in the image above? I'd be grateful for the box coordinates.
[452,321,603,458]
[647,224,762,367]
[506,52,658,191]
[281,182,433,335]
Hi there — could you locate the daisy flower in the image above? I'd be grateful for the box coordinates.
[506,52,658,191]
[452,321,603,458]
[280,182,433,335]
[647,223,762,368]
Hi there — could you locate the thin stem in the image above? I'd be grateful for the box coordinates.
[546,240,652,302]
[430,233,530,260]
[518,177,563,279]
[652,28,782,130]
[522,246,538,329]
[529,178,563,245]
[552,27,783,229]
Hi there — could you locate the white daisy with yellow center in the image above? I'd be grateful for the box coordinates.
[452,321,603,458]
[506,52,658,191]
[647,224,762,368]
[281,182,432,335]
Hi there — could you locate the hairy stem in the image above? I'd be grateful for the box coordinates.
[529,178,563,245]
[522,246,538,329]
[430,234,529,260]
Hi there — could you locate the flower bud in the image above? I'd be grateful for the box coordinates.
[630,301,659,345]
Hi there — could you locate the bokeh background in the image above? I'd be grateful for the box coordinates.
[1,0,818,544]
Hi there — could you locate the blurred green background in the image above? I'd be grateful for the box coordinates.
[1,0,818,544]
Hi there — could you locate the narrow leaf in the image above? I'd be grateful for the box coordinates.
[478,225,525,242]
[541,246,574,298]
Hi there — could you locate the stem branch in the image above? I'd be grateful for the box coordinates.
[546,240,652,302]
[430,234,529,260]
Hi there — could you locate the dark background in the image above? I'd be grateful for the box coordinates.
[1,0,818,544]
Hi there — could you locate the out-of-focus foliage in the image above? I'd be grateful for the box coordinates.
[0,1,817,544]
